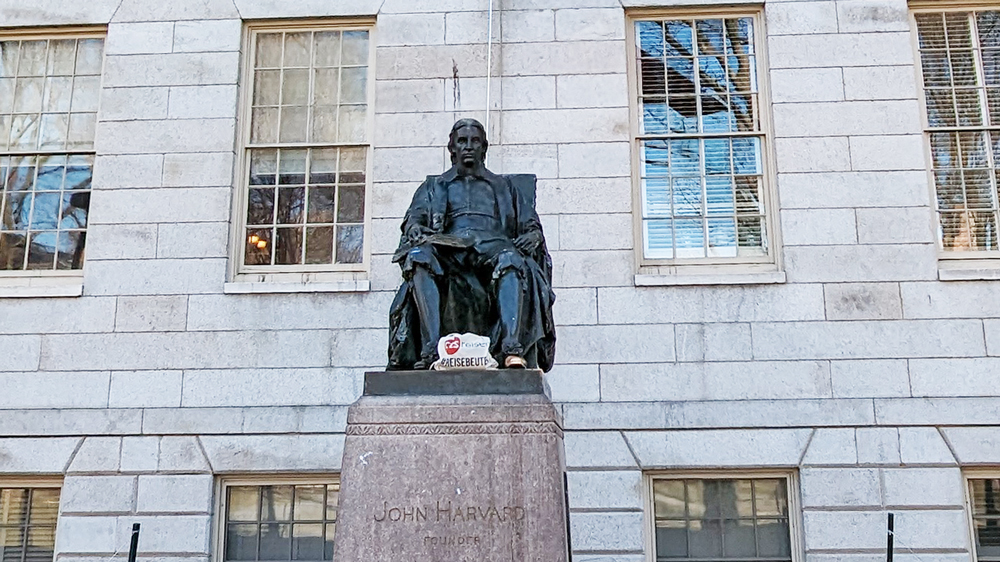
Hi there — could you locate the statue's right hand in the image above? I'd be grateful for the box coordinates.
[406,224,434,245]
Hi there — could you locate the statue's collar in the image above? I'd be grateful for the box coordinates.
[440,165,499,183]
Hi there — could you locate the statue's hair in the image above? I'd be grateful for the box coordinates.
[447,118,489,162]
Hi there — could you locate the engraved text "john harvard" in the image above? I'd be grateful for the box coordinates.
[373,500,526,523]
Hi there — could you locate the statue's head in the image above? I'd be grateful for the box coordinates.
[447,118,488,167]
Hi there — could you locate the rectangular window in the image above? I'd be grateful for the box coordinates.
[237,24,372,274]
[914,9,1000,255]
[629,11,773,266]
[0,33,102,273]
[0,486,60,562]
[221,480,340,562]
[649,476,794,562]
[970,477,1000,561]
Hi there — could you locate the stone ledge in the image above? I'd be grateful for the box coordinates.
[635,271,786,286]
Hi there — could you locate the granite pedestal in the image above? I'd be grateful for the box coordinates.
[331,370,570,562]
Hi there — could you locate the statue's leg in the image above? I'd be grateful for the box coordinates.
[411,266,441,368]
[497,268,524,361]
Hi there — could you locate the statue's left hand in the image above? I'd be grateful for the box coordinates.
[514,231,542,254]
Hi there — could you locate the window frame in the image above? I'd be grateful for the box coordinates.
[0,27,104,286]
[643,471,802,562]
[910,1,1000,274]
[625,7,782,279]
[965,470,1000,562]
[0,479,63,562]
[229,19,376,286]
[214,475,342,562]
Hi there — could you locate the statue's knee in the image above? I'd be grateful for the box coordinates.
[493,250,526,280]
[403,246,443,277]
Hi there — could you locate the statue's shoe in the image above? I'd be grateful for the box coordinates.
[413,354,437,370]
[504,355,527,369]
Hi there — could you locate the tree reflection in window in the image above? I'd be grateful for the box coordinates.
[634,17,766,260]
[0,37,100,272]
[916,11,1000,252]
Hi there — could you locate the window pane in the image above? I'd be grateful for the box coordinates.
[74,39,103,75]
[313,32,341,67]
[67,113,96,150]
[252,107,279,144]
[256,33,282,68]
[291,524,323,560]
[337,185,364,223]
[46,40,76,75]
[325,485,338,521]
[261,486,293,521]
[250,149,278,186]
[757,519,791,558]
[28,489,59,525]
[18,42,46,76]
[688,519,722,558]
[1,527,24,562]
[722,519,755,557]
[337,105,366,143]
[312,69,338,106]
[655,521,687,558]
[323,524,335,560]
[14,77,43,113]
[254,70,281,106]
[259,523,291,560]
[229,487,260,522]
[0,490,28,525]
[283,33,311,68]
[1,41,19,77]
[307,187,335,223]
[245,228,272,266]
[226,524,258,561]
[305,226,333,264]
[336,225,363,264]
[281,70,309,106]
[279,106,308,143]
[653,479,686,519]
[340,68,366,104]
[341,31,368,66]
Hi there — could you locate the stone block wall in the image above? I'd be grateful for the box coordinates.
[0,0,997,560]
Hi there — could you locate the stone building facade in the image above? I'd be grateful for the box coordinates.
[1,0,999,561]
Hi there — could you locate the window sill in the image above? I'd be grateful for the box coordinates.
[939,267,1000,281]
[634,271,786,286]
[0,277,83,298]
[224,280,371,294]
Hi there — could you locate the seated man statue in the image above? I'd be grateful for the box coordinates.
[387,118,556,371]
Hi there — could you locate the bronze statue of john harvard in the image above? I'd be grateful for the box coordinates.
[387,119,556,371]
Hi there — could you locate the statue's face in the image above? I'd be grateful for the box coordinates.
[451,125,486,167]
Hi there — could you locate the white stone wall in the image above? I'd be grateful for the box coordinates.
[0,0,997,560]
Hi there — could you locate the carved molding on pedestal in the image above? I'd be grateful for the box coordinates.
[346,421,562,437]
